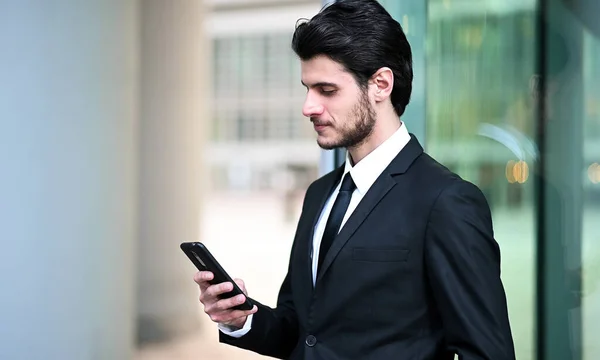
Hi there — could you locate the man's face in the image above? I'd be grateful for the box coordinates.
[300,55,376,150]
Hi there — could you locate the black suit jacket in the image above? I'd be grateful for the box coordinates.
[220,135,516,360]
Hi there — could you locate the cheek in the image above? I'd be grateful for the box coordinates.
[320,102,336,122]
[327,100,351,121]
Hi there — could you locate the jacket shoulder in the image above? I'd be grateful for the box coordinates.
[411,152,488,203]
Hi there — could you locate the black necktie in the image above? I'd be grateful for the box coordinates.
[317,173,356,276]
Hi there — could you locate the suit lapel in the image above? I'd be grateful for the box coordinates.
[316,173,396,282]
[316,135,424,283]
[308,167,345,250]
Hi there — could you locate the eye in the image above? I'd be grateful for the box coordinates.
[320,88,337,96]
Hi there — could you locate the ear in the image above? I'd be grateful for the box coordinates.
[370,67,394,102]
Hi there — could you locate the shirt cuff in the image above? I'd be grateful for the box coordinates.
[217,314,253,338]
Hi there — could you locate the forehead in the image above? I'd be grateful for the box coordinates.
[300,55,356,87]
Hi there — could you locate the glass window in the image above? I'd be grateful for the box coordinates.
[581,26,600,357]
[420,0,600,359]
[424,2,538,359]
[541,1,600,359]
[212,32,311,144]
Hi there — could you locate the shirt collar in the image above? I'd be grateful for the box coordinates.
[343,122,411,195]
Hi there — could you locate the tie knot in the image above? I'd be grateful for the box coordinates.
[340,173,356,192]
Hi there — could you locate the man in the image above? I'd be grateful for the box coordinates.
[194,0,516,358]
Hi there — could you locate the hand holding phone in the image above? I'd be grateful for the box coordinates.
[181,242,258,329]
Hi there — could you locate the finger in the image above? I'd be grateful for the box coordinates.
[204,281,234,299]
[213,294,248,312]
[194,271,214,291]
[233,278,247,294]
[199,282,232,306]
[194,271,214,284]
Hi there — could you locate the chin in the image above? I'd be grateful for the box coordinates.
[316,137,340,150]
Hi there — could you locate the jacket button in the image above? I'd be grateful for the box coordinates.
[305,335,317,347]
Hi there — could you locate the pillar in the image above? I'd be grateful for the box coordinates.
[0,1,139,359]
[136,0,207,345]
[538,0,585,358]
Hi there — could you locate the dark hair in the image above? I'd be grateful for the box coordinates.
[291,0,413,117]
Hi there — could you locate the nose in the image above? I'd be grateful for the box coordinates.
[302,92,324,118]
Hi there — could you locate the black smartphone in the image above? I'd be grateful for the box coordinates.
[180,241,254,311]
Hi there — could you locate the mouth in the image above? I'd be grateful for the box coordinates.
[311,120,331,133]
[313,124,329,132]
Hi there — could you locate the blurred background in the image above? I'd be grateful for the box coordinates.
[0,0,598,359]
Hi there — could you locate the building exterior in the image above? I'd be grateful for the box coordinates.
[205,1,323,194]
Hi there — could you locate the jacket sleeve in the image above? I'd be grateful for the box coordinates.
[217,181,320,358]
[219,267,299,359]
[424,179,516,360]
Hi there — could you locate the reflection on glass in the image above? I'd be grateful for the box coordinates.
[425,1,537,359]
[532,0,600,358]
[424,0,600,359]
[581,36,600,360]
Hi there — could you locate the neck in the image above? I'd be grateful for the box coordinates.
[348,114,401,164]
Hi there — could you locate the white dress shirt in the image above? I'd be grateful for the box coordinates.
[220,122,411,338]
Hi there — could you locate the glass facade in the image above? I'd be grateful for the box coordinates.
[581,21,600,359]
[377,1,600,359]
[209,31,320,193]
[212,33,310,142]
[425,2,538,358]
[540,1,600,358]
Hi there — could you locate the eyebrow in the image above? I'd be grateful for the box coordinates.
[301,81,339,88]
